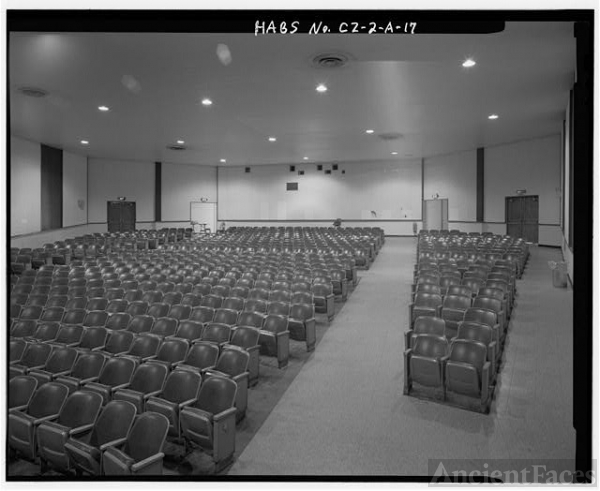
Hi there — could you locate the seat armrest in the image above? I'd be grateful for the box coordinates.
[213,406,237,423]
[54,369,73,378]
[9,404,29,412]
[110,382,130,392]
[35,414,61,425]
[232,372,249,385]
[79,375,100,384]
[178,398,197,409]
[91,345,106,351]
[65,341,82,348]
[69,423,95,437]
[131,452,164,473]
[404,330,414,350]
[144,355,158,362]
[143,389,163,400]
[99,437,127,452]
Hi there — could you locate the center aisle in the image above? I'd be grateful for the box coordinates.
[228,238,574,476]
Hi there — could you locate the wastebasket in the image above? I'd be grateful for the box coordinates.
[549,261,568,288]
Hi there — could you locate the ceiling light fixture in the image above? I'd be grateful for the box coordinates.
[488,114,499,120]
[303,156,309,160]
[80,140,89,145]
[177,140,185,145]
[462,58,476,68]
[98,105,110,112]
[220,159,227,163]
[316,84,328,93]
[268,137,277,142]
[201,98,213,106]
[391,151,398,155]
[365,129,374,134]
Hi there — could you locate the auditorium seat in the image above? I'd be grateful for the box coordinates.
[243,298,268,314]
[287,303,316,352]
[224,327,260,387]
[200,294,224,309]
[113,362,168,413]
[259,314,290,368]
[26,294,48,308]
[312,283,335,322]
[106,299,129,315]
[29,346,79,385]
[83,356,137,405]
[98,330,135,358]
[408,293,443,328]
[40,306,65,323]
[8,382,69,461]
[222,296,245,311]
[168,304,192,322]
[10,342,53,378]
[10,339,28,363]
[46,325,84,348]
[147,338,189,370]
[404,334,449,397]
[106,312,132,331]
[445,339,491,413]
[440,294,472,339]
[11,319,38,339]
[404,316,447,350]
[83,310,110,328]
[200,323,232,349]
[27,322,61,343]
[56,352,107,394]
[102,412,169,476]
[179,376,237,472]
[36,390,103,474]
[181,293,202,307]
[175,342,219,374]
[473,296,507,337]
[19,305,44,321]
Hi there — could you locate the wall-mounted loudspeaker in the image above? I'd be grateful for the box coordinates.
[325,169,332,175]
[317,164,323,171]
[332,164,339,171]
[298,170,305,176]
[245,167,251,173]
[290,165,296,172]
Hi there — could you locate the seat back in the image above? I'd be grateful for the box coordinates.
[9,375,38,409]
[83,310,109,328]
[289,303,313,321]
[262,314,288,334]
[147,302,170,318]
[202,323,232,344]
[168,304,192,321]
[57,390,103,428]
[27,382,69,418]
[128,334,161,358]
[151,317,177,338]
[124,412,169,463]
[10,339,28,362]
[200,294,224,309]
[98,357,136,387]
[412,334,448,359]
[182,342,219,370]
[54,325,84,345]
[413,316,446,337]
[414,293,443,309]
[473,296,502,313]
[194,376,237,416]
[243,298,267,313]
[442,294,472,310]
[129,363,168,394]
[214,349,249,377]
[11,319,38,338]
[213,308,239,326]
[448,339,487,371]
[63,309,87,325]
[190,306,215,324]
[229,326,260,349]
[90,400,137,447]
[19,342,53,368]
[155,338,189,364]
[160,369,202,404]
[44,347,78,374]
[456,321,493,346]
[71,352,107,380]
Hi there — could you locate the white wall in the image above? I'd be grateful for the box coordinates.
[424,150,477,221]
[218,159,422,221]
[63,151,88,227]
[88,159,155,223]
[162,163,217,221]
[11,136,41,236]
[484,135,562,226]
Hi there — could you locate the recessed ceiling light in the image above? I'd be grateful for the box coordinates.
[391,151,398,155]
[462,58,476,68]
[316,84,328,93]
[201,98,213,106]
[488,114,499,120]
[80,140,89,145]
[177,140,185,145]
[98,105,110,112]
[365,129,374,134]
[268,137,277,142]
[220,159,227,163]
[303,156,309,160]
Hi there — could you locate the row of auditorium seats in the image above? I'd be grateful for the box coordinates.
[404,230,529,413]
[8,226,376,475]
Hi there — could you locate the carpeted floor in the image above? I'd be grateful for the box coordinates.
[228,237,575,477]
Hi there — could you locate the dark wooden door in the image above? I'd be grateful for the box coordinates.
[107,201,136,232]
[506,195,538,243]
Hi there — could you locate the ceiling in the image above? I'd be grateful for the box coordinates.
[9,21,575,166]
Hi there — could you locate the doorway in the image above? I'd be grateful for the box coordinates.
[422,198,449,231]
[505,195,539,243]
[190,201,217,234]
[107,201,136,233]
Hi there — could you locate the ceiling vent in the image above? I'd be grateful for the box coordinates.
[166,144,186,151]
[17,86,48,98]
[378,132,403,141]
[311,52,350,69]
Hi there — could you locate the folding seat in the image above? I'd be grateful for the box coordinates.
[18,274,37,285]
[439,275,461,297]
[11,339,29,363]
[83,356,137,405]
[65,400,137,476]
[120,280,139,292]
[312,283,335,322]
[147,338,190,370]
[222,296,245,311]
[30,284,51,296]
[9,375,38,411]
[461,277,485,298]
[26,294,48,308]
[253,279,271,291]
[141,289,163,304]
[243,298,268,314]
[181,293,202,308]
[330,269,348,301]
[121,333,162,363]
[445,340,491,413]
[47,324,85,349]
[463,307,501,346]
[156,281,175,294]
[83,310,110,328]
[163,291,183,306]
[102,411,169,476]
[10,341,53,378]
[12,284,33,296]
[55,352,107,394]
[200,294,224,309]
[78,326,109,353]
[454,321,498,375]
[190,306,216,325]
[62,308,87,326]
[235,278,254,290]
[97,330,135,358]
[105,299,128,315]
[440,294,472,339]
[86,297,109,312]
[145,369,201,442]
[168,304,192,322]
[147,317,177,339]
[213,308,239,326]
[36,390,104,473]
[211,284,230,298]
[204,349,250,421]
[19,305,44,321]
[123,300,148,317]
[10,319,38,339]
[86,286,105,299]
[268,300,291,317]
[63,295,87,312]
[200,323,233,349]
[174,282,193,295]
[86,278,105,289]
[103,312,130,331]
[248,287,270,302]
[485,279,513,310]
[7,382,69,461]
[287,303,316,352]
[269,289,292,304]
[27,322,61,342]
[29,346,79,385]
[175,342,219,373]
[68,277,88,289]
[408,292,442,328]
[138,280,158,293]
[11,292,30,307]
[291,281,312,294]
[259,314,290,368]
[192,282,212,297]
[403,334,449,396]
[179,376,237,472]
[113,363,168,413]
[478,286,509,317]
[404,316,447,350]
[217,277,236,288]
[412,282,442,301]
[290,291,313,306]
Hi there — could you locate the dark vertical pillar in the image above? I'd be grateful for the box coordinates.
[476,147,484,222]
[40,144,63,230]
[155,161,162,223]
[421,158,425,219]
[572,20,593,483]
